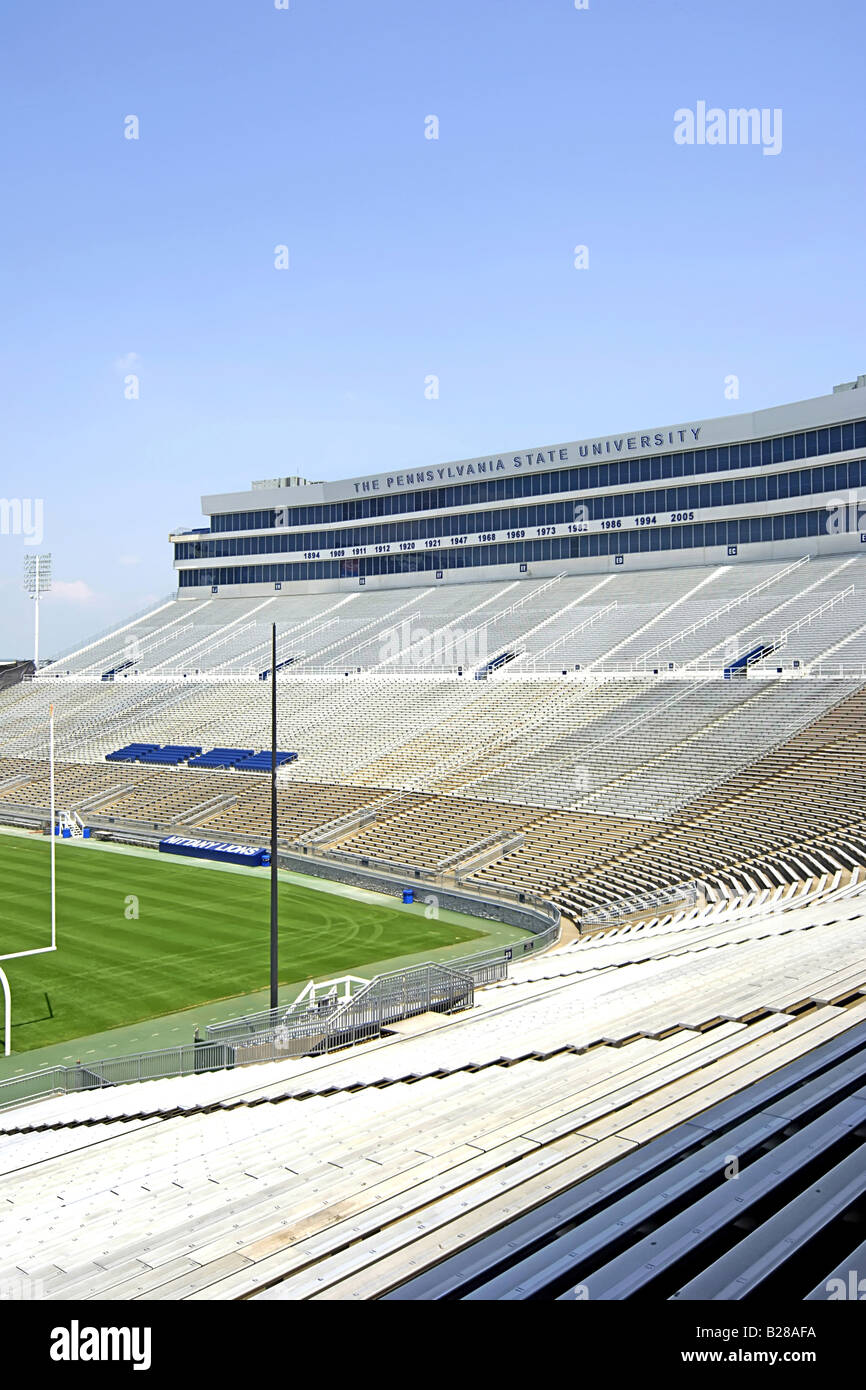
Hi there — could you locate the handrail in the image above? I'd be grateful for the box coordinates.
[568,675,716,780]
[436,829,524,871]
[296,788,412,846]
[0,963,479,1111]
[579,879,701,925]
[148,598,280,674]
[635,554,812,664]
[381,574,569,672]
[177,617,260,662]
[324,611,425,667]
[214,615,341,673]
[778,586,854,641]
[39,593,179,671]
[503,571,568,613]
[78,621,196,676]
[520,601,619,669]
[310,594,433,668]
[367,585,522,673]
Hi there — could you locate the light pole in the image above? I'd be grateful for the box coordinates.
[50,702,56,946]
[23,553,52,669]
[270,623,279,1011]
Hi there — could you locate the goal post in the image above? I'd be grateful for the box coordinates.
[0,703,58,1055]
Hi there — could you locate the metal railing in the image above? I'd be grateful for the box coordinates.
[808,660,866,678]
[0,964,476,1112]
[295,787,420,847]
[777,585,855,641]
[517,601,619,672]
[305,602,424,669]
[221,614,339,673]
[578,880,702,926]
[208,961,474,1049]
[436,829,524,872]
[37,593,178,672]
[634,555,812,666]
[370,575,569,676]
[0,909,555,1114]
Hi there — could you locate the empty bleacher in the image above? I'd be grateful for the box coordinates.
[4,554,866,1300]
[1,878,864,1300]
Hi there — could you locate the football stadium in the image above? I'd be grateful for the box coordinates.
[2,378,866,1304]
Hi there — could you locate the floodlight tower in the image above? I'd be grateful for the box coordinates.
[23,553,52,668]
[270,623,279,1011]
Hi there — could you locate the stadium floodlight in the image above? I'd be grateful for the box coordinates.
[23,553,52,668]
[0,703,57,1055]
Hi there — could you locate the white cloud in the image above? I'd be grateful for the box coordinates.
[51,580,96,602]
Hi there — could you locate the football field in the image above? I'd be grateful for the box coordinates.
[0,832,496,1054]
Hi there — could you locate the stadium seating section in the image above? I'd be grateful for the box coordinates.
[3,554,866,1298]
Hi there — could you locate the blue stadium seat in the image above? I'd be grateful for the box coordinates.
[105,743,159,762]
[138,745,203,765]
[188,747,255,769]
[234,750,297,771]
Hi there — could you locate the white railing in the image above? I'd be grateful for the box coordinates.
[213,613,341,673]
[436,829,524,872]
[370,576,567,674]
[125,621,196,660]
[634,554,812,666]
[296,789,410,846]
[567,676,716,778]
[807,661,866,678]
[424,575,571,672]
[77,620,198,677]
[314,597,431,667]
[518,601,619,671]
[38,593,179,672]
[778,585,854,641]
[506,570,568,611]
[685,586,856,677]
[176,617,261,665]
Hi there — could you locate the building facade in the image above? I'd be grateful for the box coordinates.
[172,378,866,596]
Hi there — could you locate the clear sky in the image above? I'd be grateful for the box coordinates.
[1,0,863,656]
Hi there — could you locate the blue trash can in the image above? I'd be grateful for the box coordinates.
[82,827,91,838]
[62,827,72,838]
[402,889,414,905]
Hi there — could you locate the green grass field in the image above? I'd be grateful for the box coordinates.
[0,833,489,1053]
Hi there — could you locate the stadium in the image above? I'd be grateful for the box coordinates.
[2,377,866,1303]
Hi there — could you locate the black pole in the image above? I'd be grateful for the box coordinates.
[270,622,279,1011]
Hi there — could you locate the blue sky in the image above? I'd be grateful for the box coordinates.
[1,0,863,655]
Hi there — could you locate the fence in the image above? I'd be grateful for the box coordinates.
[206,933,533,1046]
[0,963,476,1113]
[0,921,551,1112]
[579,880,702,927]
